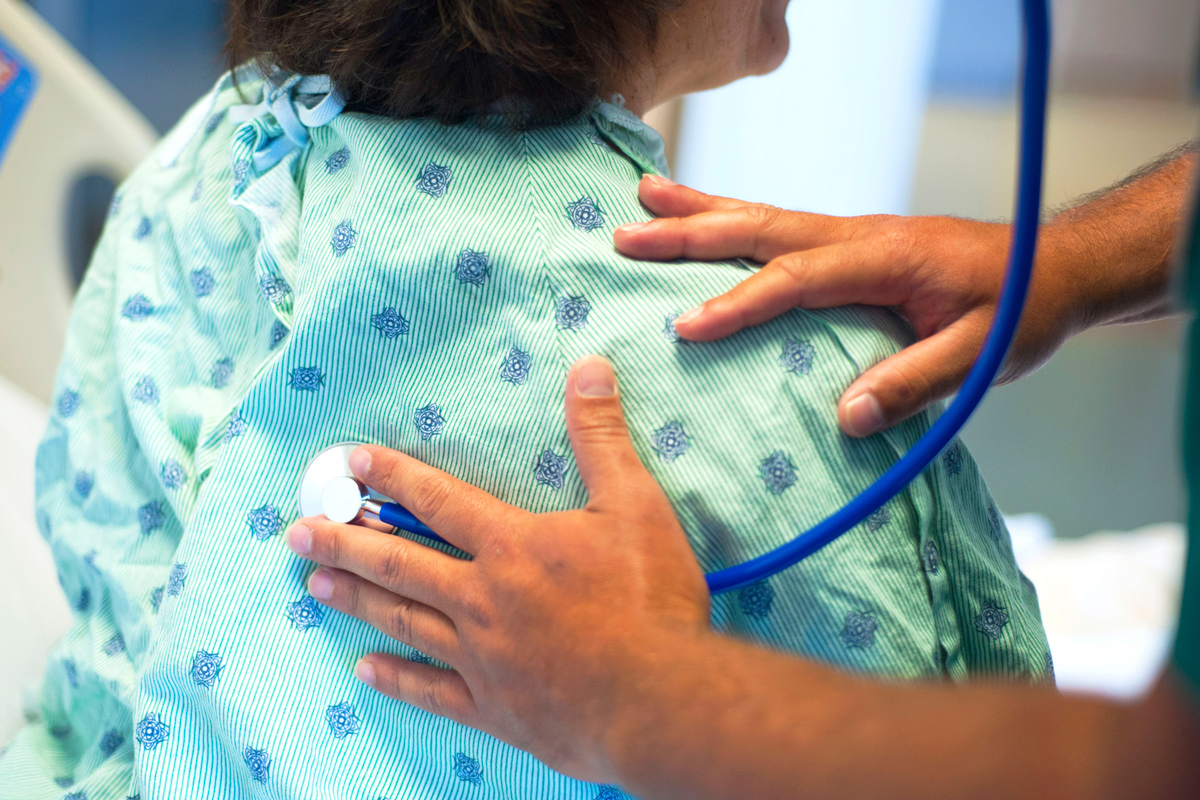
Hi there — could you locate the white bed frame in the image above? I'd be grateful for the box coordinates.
[0,0,155,403]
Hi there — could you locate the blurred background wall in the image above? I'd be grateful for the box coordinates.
[916,0,1200,539]
[21,0,1200,539]
[672,0,941,216]
[29,0,225,132]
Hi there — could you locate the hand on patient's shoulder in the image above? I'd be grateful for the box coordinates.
[614,176,1129,438]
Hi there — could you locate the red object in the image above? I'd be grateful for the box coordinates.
[0,53,16,92]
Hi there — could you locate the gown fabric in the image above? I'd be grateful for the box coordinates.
[0,72,1050,799]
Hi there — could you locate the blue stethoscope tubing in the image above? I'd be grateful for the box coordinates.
[705,0,1051,595]
[378,503,446,546]
[380,0,1049,593]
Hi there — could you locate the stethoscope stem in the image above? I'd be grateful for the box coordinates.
[371,501,449,547]
[301,446,452,547]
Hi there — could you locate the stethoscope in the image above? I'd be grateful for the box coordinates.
[298,442,448,546]
[298,0,1051,595]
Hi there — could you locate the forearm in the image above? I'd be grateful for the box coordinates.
[1046,144,1198,331]
[605,630,1198,800]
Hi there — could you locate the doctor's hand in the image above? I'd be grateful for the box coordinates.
[615,173,1181,437]
[286,355,710,783]
[284,356,1200,800]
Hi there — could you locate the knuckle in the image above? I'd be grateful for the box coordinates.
[458,587,494,629]
[478,521,519,561]
[572,406,625,443]
[769,252,807,282]
[873,220,920,260]
[855,213,899,233]
[384,596,415,642]
[678,219,710,254]
[885,359,935,410]
[421,675,448,717]
[339,572,362,612]
[372,542,410,591]
[744,204,791,261]
[319,523,344,565]
[741,203,778,228]
[406,472,452,523]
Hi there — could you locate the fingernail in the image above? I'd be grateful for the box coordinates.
[349,446,371,479]
[616,221,648,234]
[308,568,334,600]
[355,659,377,686]
[843,393,885,437]
[674,306,702,327]
[643,174,675,187]
[287,523,312,555]
[574,355,616,397]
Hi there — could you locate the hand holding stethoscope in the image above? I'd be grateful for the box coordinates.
[299,442,448,545]
[287,355,712,783]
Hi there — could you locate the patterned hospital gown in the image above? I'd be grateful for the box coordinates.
[0,72,1051,799]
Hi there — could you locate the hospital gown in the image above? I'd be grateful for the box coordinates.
[0,72,1052,799]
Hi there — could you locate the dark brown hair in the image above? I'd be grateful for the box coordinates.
[225,0,674,129]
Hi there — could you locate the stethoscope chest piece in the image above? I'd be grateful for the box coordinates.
[298,442,384,520]
[298,441,448,545]
[321,475,370,524]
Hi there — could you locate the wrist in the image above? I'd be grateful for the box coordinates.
[1034,221,1104,336]
[1038,213,1171,334]
[1041,153,1195,331]
[597,626,719,787]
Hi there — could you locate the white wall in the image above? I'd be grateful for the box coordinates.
[673,0,941,216]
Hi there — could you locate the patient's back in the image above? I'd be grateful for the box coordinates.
[7,76,1050,798]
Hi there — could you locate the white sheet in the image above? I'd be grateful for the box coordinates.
[1009,514,1186,699]
[0,374,69,743]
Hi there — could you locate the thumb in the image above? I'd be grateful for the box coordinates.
[838,316,988,437]
[564,355,651,505]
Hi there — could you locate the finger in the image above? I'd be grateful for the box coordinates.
[308,567,462,665]
[615,205,859,264]
[673,241,913,342]
[347,445,532,555]
[636,176,749,217]
[288,517,469,614]
[564,355,653,508]
[837,313,990,437]
[356,654,483,730]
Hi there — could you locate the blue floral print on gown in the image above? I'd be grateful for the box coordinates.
[455,248,490,285]
[190,650,223,687]
[371,308,409,338]
[325,702,360,739]
[138,501,165,535]
[500,348,531,385]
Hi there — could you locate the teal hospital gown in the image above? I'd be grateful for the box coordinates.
[0,71,1050,799]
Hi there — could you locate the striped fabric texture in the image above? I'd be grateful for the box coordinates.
[0,74,1050,799]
